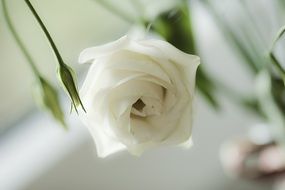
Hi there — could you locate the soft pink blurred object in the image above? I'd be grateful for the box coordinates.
[220,124,285,180]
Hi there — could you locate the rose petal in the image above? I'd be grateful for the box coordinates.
[78,36,130,64]
[79,112,126,158]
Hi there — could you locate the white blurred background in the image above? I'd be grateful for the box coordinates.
[0,0,273,189]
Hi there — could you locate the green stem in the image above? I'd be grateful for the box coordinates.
[2,0,40,76]
[270,25,285,52]
[269,25,285,76]
[24,0,64,66]
[270,52,285,76]
[93,0,134,23]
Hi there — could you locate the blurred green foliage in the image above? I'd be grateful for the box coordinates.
[148,0,220,109]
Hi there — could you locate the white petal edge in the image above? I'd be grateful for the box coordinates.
[79,110,126,158]
[78,35,130,64]
[139,39,200,66]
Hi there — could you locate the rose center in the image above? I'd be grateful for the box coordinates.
[131,97,162,118]
[132,99,146,112]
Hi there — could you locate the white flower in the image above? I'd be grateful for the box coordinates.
[78,35,200,157]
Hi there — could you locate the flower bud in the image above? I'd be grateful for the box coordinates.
[34,76,66,128]
[57,63,85,113]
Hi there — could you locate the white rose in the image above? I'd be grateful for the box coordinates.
[78,35,200,157]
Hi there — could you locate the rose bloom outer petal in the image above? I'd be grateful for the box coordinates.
[79,110,126,158]
[138,39,200,96]
[78,36,130,64]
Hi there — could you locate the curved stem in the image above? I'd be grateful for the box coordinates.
[270,25,285,52]
[24,0,64,65]
[269,25,285,76]
[270,52,285,76]
[2,0,40,76]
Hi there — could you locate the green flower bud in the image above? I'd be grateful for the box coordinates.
[34,76,66,129]
[57,63,85,113]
